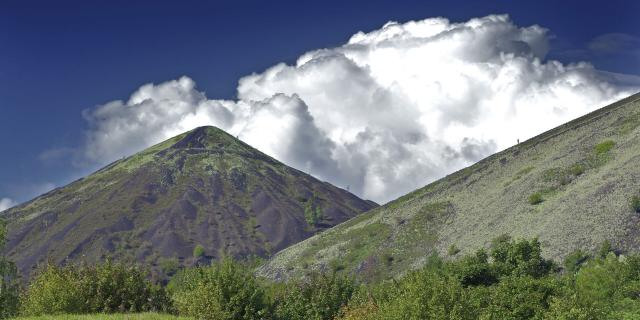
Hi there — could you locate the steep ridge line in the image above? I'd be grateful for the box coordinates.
[522,92,640,148]
[1,126,377,280]
[258,92,640,282]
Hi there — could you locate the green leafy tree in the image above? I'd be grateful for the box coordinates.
[375,269,476,320]
[481,275,560,320]
[87,260,170,313]
[170,259,269,320]
[490,237,554,278]
[563,249,590,274]
[453,249,497,286]
[21,261,169,316]
[546,254,640,318]
[274,272,355,320]
[304,194,324,227]
[20,263,92,315]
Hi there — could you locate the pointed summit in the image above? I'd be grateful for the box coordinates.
[170,126,241,150]
[2,127,377,279]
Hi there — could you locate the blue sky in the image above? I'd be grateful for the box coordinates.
[1,0,639,205]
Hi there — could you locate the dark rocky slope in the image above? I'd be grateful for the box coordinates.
[1,126,376,278]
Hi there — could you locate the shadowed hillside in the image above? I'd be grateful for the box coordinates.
[259,92,640,281]
[0,126,376,279]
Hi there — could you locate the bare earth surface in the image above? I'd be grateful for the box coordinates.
[259,92,640,282]
[1,126,376,279]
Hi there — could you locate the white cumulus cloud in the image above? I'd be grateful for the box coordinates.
[0,198,17,211]
[79,14,640,203]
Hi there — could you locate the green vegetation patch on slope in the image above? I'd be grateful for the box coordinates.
[286,210,394,280]
[263,200,454,282]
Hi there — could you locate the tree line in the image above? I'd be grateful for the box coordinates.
[2,218,640,319]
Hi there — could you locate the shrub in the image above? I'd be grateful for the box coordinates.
[21,261,170,316]
[570,163,585,176]
[87,261,170,313]
[375,269,476,319]
[448,244,461,256]
[20,263,87,315]
[0,219,20,319]
[632,195,640,213]
[192,244,205,258]
[528,192,543,205]
[159,257,180,276]
[490,237,554,279]
[594,140,616,155]
[330,259,347,272]
[558,175,572,186]
[563,249,590,274]
[453,249,497,286]
[166,267,199,296]
[481,275,560,319]
[598,240,613,259]
[274,272,355,320]
[170,259,269,320]
[337,299,379,320]
[304,195,324,227]
[547,254,640,318]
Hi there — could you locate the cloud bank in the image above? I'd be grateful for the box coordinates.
[79,15,639,203]
[0,198,17,211]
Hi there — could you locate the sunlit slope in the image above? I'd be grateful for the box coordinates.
[259,92,640,281]
[1,126,376,279]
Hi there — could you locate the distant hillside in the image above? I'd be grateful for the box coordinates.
[259,92,640,282]
[1,126,376,278]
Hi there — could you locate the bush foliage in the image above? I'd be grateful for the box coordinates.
[273,272,355,320]
[594,140,616,155]
[168,259,269,320]
[11,236,640,319]
[21,261,169,316]
[192,245,205,258]
[632,195,640,213]
[528,192,543,205]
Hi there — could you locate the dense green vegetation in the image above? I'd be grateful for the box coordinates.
[168,259,269,320]
[273,272,355,320]
[6,235,640,319]
[20,261,170,316]
[12,314,190,320]
[337,237,640,319]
